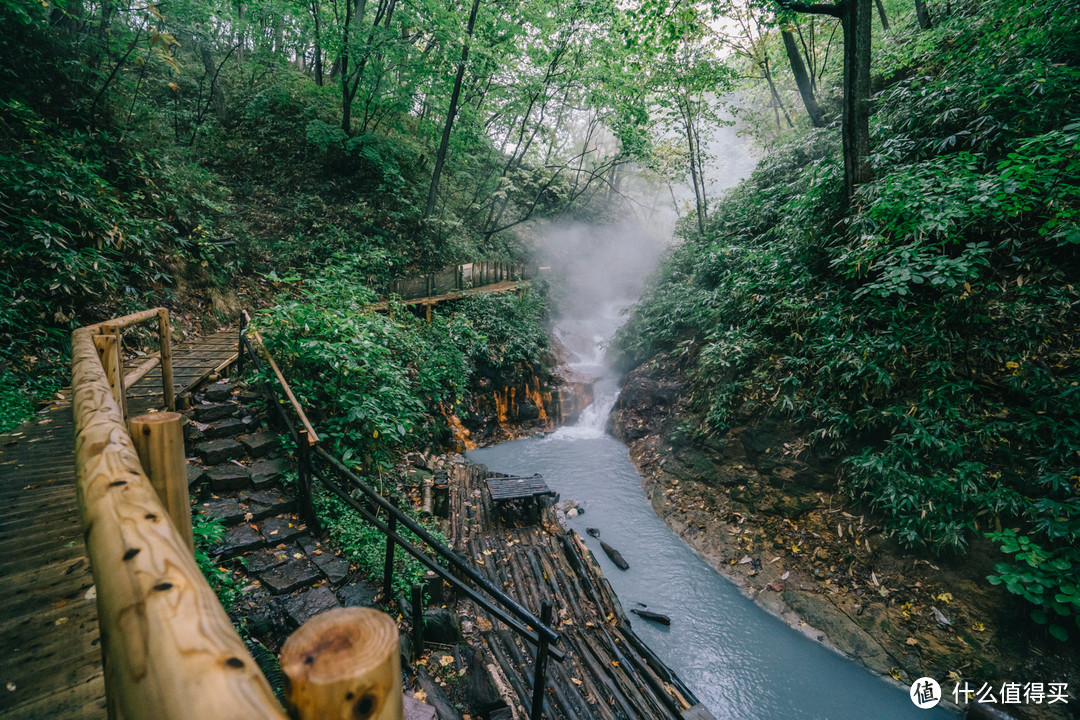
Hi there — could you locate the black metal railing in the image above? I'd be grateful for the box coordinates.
[236,314,563,718]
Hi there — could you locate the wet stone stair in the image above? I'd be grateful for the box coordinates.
[184,379,377,640]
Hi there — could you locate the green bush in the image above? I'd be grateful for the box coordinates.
[614,0,1080,636]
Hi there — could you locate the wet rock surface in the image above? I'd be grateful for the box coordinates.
[187,378,353,657]
[195,438,244,465]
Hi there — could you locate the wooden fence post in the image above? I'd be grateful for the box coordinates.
[157,309,176,411]
[281,607,404,720]
[128,412,193,551]
[94,328,127,422]
[529,601,553,720]
[382,515,397,601]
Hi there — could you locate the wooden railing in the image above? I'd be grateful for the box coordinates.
[72,309,403,719]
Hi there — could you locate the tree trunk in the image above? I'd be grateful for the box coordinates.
[682,97,706,235]
[782,30,825,127]
[312,0,324,86]
[761,56,794,130]
[840,0,872,198]
[237,4,246,63]
[874,0,890,30]
[914,0,932,29]
[424,0,481,219]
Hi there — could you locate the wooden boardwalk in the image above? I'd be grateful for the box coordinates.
[0,329,238,719]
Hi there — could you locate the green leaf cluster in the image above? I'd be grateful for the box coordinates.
[613,0,1080,634]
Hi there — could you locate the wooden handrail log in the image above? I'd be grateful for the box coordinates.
[71,322,288,720]
[81,307,162,335]
[246,328,320,446]
[123,354,161,388]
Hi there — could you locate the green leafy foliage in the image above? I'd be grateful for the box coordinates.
[253,260,548,473]
[315,491,448,598]
[192,515,240,611]
[987,530,1080,642]
[614,0,1080,627]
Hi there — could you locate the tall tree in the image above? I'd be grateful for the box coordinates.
[874,0,890,31]
[914,0,932,29]
[780,0,873,198]
[424,0,481,219]
[781,28,825,126]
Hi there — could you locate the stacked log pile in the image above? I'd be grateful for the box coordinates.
[447,465,706,720]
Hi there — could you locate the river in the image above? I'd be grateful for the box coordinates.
[469,298,957,719]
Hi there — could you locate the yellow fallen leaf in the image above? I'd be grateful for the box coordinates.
[293,553,303,559]
[571,678,583,686]
[906,637,918,646]
[439,655,454,667]
[413,690,427,702]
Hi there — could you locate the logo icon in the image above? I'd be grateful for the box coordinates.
[910,677,942,709]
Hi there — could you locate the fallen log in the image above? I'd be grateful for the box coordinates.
[599,541,629,570]
[630,609,671,626]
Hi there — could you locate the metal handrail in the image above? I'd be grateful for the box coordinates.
[236,317,564,662]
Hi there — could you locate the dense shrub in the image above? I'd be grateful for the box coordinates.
[614,0,1080,639]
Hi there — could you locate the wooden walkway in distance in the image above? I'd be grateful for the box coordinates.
[0,329,238,719]
[367,280,529,313]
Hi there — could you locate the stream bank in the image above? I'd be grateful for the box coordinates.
[607,352,1079,720]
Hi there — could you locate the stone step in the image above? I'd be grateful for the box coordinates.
[257,557,322,595]
[336,579,377,608]
[297,536,350,587]
[191,402,238,422]
[206,464,251,492]
[239,432,277,459]
[198,497,246,525]
[203,382,235,403]
[278,584,341,627]
[202,417,248,440]
[240,544,300,574]
[259,516,305,545]
[238,489,298,520]
[250,457,289,489]
[216,524,266,559]
[195,438,244,465]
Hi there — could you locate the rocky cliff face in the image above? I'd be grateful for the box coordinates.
[453,333,594,449]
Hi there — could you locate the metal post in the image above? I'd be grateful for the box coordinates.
[236,311,247,375]
[383,515,397,601]
[297,429,321,535]
[530,601,553,720]
[412,585,424,655]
